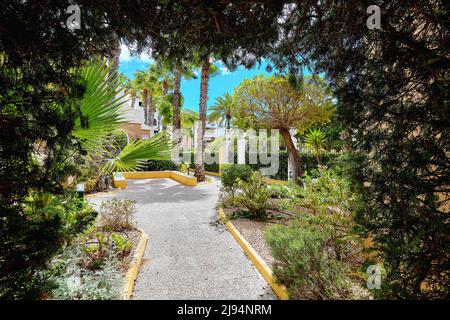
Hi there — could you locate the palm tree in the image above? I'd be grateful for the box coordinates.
[156,92,183,130]
[171,64,197,131]
[124,78,138,109]
[108,31,121,84]
[74,59,171,173]
[304,128,327,166]
[194,58,218,181]
[181,109,199,128]
[155,63,175,129]
[134,65,160,128]
[156,62,175,95]
[208,93,234,129]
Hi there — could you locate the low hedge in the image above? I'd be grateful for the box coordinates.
[138,151,339,181]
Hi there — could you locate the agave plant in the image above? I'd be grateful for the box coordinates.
[72,59,171,174]
[304,128,326,166]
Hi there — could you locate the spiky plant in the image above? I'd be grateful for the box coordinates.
[73,59,171,173]
[304,128,326,166]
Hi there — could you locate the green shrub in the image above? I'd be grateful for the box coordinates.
[140,159,177,171]
[265,214,367,299]
[180,150,339,180]
[80,230,111,270]
[268,184,294,199]
[0,192,97,299]
[98,199,136,231]
[265,169,367,299]
[111,233,132,257]
[221,164,253,197]
[298,169,357,215]
[234,172,271,220]
[178,162,190,175]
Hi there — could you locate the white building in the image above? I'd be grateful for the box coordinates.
[119,89,224,146]
[119,89,163,140]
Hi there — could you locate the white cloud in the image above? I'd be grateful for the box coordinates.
[214,60,231,75]
[119,44,154,63]
[119,44,131,62]
[220,66,231,75]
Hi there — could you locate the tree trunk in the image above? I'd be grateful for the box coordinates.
[158,114,163,131]
[148,94,154,135]
[130,92,136,109]
[226,114,231,130]
[173,68,182,131]
[162,82,169,96]
[280,128,302,185]
[194,61,210,182]
[108,31,120,84]
[142,89,148,125]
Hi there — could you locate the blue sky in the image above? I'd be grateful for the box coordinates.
[118,45,276,111]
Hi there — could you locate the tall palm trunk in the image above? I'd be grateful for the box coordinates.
[280,127,302,185]
[162,82,169,96]
[160,83,168,132]
[173,67,182,131]
[194,61,210,182]
[130,92,136,109]
[148,94,154,135]
[142,89,149,125]
[108,31,121,84]
[226,114,231,130]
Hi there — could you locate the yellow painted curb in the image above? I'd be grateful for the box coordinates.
[218,208,289,300]
[113,179,127,189]
[268,179,289,186]
[122,228,149,300]
[113,171,198,189]
[205,171,222,177]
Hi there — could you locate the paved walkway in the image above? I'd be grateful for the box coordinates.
[89,176,275,300]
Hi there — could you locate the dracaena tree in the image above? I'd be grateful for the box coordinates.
[304,128,327,166]
[234,75,333,184]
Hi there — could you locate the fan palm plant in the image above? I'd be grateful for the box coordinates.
[304,128,327,166]
[102,133,171,173]
[208,93,234,129]
[73,59,126,153]
[73,59,171,174]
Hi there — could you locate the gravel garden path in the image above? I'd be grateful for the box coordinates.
[88,176,275,300]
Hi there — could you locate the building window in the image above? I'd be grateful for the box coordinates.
[152,118,157,127]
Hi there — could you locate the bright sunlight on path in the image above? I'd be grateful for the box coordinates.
[88,176,276,300]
